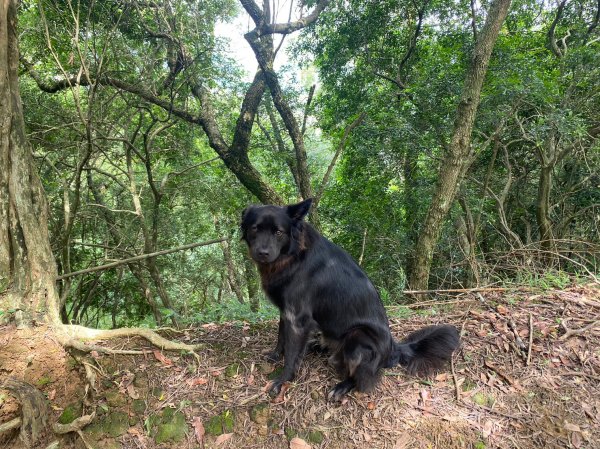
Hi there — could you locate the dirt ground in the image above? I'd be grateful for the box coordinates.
[1,285,599,449]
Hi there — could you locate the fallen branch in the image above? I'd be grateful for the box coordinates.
[402,286,536,295]
[527,312,533,366]
[559,318,600,340]
[56,238,226,280]
[560,296,600,310]
[399,298,478,309]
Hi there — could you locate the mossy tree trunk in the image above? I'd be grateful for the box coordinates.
[408,0,512,290]
[0,0,60,325]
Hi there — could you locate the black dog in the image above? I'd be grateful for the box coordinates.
[241,199,459,400]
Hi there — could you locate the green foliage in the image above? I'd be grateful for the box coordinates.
[191,299,279,324]
[12,0,600,329]
[515,270,572,291]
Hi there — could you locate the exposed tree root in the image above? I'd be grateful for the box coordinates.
[0,417,21,433]
[53,413,95,434]
[1,378,49,448]
[54,324,202,353]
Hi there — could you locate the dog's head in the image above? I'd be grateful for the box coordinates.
[240,198,312,264]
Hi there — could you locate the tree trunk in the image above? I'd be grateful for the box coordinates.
[536,164,555,256]
[408,0,512,290]
[213,214,245,304]
[0,0,60,325]
[244,257,260,312]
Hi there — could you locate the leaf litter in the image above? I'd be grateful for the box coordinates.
[0,284,599,448]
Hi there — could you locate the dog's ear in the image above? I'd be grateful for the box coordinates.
[241,206,251,222]
[286,198,313,221]
[240,206,253,239]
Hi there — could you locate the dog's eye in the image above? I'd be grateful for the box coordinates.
[275,230,283,236]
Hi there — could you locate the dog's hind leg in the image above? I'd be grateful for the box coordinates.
[327,329,383,401]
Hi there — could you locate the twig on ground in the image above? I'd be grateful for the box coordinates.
[558,371,600,382]
[403,286,537,295]
[560,318,600,340]
[561,296,600,309]
[484,360,522,390]
[451,355,460,401]
[403,298,477,309]
[527,312,533,366]
[508,319,527,354]
[461,399,522,419]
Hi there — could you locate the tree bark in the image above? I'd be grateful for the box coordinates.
[408,0,512,290]
[0,0,60,325]
[536,165,554,250]
[244,256,260,312]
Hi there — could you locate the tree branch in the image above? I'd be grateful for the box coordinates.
[314,112,366,207]
[548,0,568,58]
[56,238,226,280]
[263,0,330,35]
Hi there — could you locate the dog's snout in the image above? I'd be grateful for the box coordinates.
[258,249,270,257]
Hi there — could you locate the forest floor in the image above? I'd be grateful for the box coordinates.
[1,284,599,449]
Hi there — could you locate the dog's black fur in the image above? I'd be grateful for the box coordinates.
[241,199,460,400]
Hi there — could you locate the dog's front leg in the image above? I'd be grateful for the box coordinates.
[264,317,285,362]
[267,312,310,396]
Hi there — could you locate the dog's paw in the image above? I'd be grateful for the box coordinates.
[263,350,283,363]
[266,377,285,396]
[264,378,290,403]
[327,380,355,402]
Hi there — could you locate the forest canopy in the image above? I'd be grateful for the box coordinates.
[3,0,599,329]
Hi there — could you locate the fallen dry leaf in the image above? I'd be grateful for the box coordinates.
[482,420,493,438]
[48,389,56,400]
[187,377,209,386]
[192,416,205,444]
[126,383,139,399]
[420,388,431,403]
[215,432,233,445]
[153,350,173,366]
[563,421,581,432]
[290,437,311,449]
[393,433,411,449]
[435,372,448,382]
[572,431,583,448]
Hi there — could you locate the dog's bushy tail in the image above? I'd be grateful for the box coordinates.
[386,325,460,375]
